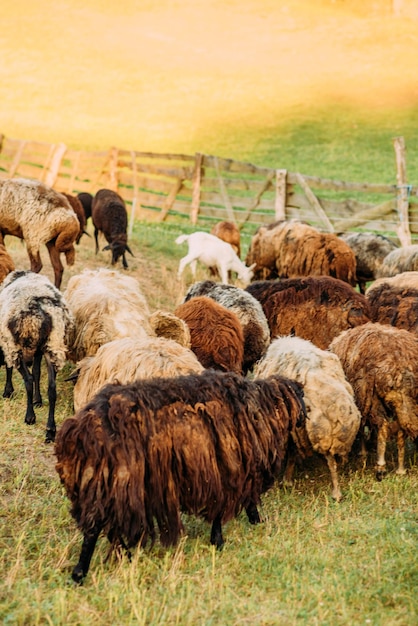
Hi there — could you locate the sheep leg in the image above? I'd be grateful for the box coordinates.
[44,355,57,443]
[210,514,225,549]
[177,255,197,280]
[27,249,42,274]
[324,453,342,502]
[46,241,64,289]
[3,366,14,398]
[17,362,36,425]
[72,526,102,585]
[32,352,43,407]
[94,227,100,254]
[375,421,389,480]
[245,501,261,525]
[122,252,128,269]
[396,428,407,475]
[282,452,296,488]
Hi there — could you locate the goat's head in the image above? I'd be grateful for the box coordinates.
[238,262,256,286]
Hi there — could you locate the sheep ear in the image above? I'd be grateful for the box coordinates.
[83,230,91,238]
[102,244,111,251]
[126,244,134,257]
[249,263,257,271]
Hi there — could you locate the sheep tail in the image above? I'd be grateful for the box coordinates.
[175,234,189,245]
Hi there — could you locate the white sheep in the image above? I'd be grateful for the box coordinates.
[72,335,204,411]
[253,335,361,501]
[176,232,256,285]
[0,177,80,288]
[0,270,75,442]
[64,268,152,362]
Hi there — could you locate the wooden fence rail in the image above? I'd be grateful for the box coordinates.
[1,133,417,243]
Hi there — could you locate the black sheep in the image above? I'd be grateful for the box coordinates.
[91,188,134,268]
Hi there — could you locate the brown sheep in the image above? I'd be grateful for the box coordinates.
[0,178,80,289]
[91,188,134,268]
[77,192,93,222]
[210,221,241,257]
[246,276,371,349]
[183,280,270,374]
[366,282,418,334]
[0,244,15,284]
[330,322,418,479]
[174,296,245,373]
[62,193,88,244]
[55,370,308,583]
[245,220,357,286]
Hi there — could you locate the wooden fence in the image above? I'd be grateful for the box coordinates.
[1,133,417,244]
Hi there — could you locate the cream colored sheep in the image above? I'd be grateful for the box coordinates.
[72,335,204,411]
[253,335,361,501]
[0,177,80,288]
[64,268,151,362]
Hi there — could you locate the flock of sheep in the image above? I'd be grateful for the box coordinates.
[1,176,417,584]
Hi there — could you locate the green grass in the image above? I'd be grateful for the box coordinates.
[1,226,418,625]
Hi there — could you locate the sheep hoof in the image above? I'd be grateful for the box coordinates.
[25,414,36,426]
[45,430,56,444]
[71,566,85,585]
[375,467,386,481]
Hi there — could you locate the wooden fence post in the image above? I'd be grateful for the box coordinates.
[108,147,119,191]
[44,142,67,187]
[275,169,287,220]
[393,136,412,247]
[190,152,203,224]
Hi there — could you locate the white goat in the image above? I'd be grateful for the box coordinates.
[176,232,256,285]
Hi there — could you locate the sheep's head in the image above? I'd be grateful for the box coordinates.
[103,236,134,268]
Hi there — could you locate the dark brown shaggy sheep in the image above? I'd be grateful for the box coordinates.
[174,296,245,373]
[77,192,93,222]
[245,220,357,286]
[246,276,371,349]
[330,322,418,479]
[55,370,308,583]
[339,232,399,294]
[183,280,270,374]
[91,188,133,268]
[366,282,418,334]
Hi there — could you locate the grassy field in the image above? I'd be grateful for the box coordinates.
[1,1,418,624]
[1,225,418,625]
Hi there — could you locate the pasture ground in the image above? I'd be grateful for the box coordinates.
[0,223,417,625]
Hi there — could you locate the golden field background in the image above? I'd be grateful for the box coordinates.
[1,0,418,160]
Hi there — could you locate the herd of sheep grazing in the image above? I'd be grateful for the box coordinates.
[0,177,417,584]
